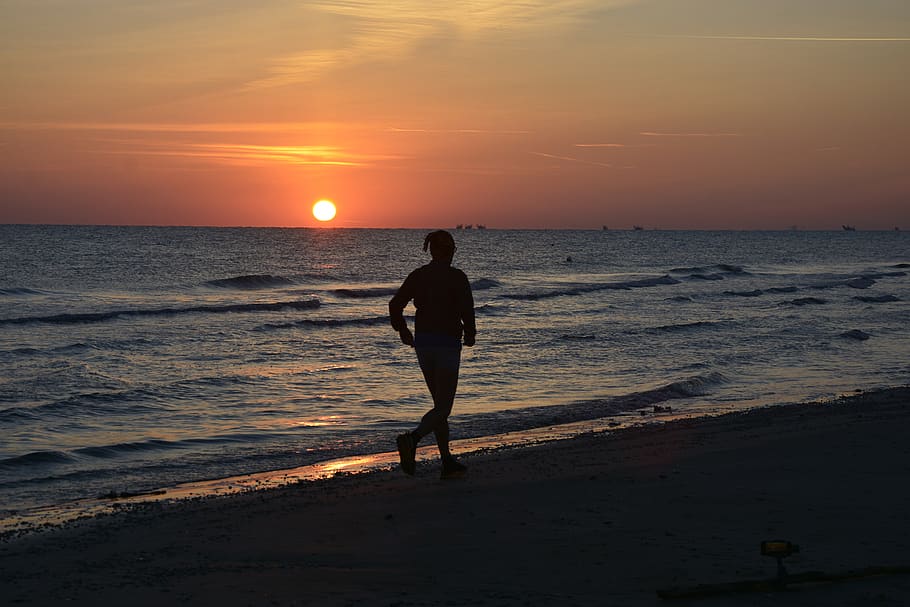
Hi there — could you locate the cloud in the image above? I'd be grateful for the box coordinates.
[248,0,642,88]
[0,121,341,134]
[95,140,401,168]
[640,131,741,138]
[529,151,614,168]
[386,127,531,135]
[574,143,626,148]
[668,35,910,42]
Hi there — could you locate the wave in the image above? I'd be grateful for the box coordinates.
[328,278,501,299]
[650,320,727,333]
[0,450,75,469]
[454,372,728,435]
[0,287,47,296]
[766,286,799,294]
[258,301,512,331]
[670,264,748,276]
[863,271,907,279]
[846,277,875,289]
[840,329,871,341]
[558,333,598,340]
[808,271,905,291]
[205,274,295,289]
[471,278,503,290]
[0,433,280,471]
[71,433,268,459]
[258,315,390,331]
[785,297,827,306]
[686,273,725,281]
[724,289,763,297]
[640,371,728,400]
[855,294,900,303]
[503,275,680,301]
[2,338,159,360]
[331,287,398,299]
[0,299,321,326]
[476,303,511,315]
[74,439,177,459]
[0,373,276,423]
[0,390,163,423]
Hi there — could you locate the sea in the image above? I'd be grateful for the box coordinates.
[1,226,908,518]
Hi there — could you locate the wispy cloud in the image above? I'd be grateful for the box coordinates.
[0,121,341,134]
[529,151,614,168]
[574,143,626,148]
[668,35,910,42]
[386,127,531,135]
[640,131,742,138]
[96,141,400,168]
[248,1,641,88]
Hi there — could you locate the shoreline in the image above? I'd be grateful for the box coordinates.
[0,393,739,536]
[2,386,909,605]
[0,387,858,537]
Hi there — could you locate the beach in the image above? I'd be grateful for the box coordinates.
[2,386,909,606]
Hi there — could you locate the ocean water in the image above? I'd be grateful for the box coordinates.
[1,226,908,515]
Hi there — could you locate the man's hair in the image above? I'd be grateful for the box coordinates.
[423,230,456,259]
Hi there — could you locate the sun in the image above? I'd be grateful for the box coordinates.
[312,199,337,222]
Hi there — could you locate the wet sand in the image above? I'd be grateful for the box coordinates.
[2,387,909,606]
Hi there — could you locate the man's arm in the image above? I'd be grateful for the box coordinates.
[389,274,415,346]
[461,274,476,347]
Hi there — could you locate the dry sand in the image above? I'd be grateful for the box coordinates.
[2,387,909,606]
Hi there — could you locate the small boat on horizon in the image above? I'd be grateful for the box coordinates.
[633,225,644,231]
[842,225,856,231]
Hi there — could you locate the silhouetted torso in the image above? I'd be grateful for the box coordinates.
[389,260,476,345]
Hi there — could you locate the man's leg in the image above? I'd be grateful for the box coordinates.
[414,347,460,462]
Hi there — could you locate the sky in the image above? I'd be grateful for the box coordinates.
[1,0,909,229]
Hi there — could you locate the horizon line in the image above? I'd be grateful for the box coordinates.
[0,223,903,232]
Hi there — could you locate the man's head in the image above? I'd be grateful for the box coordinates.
[423,230,456,261]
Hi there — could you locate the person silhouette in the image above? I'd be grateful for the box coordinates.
[390,230,476,479]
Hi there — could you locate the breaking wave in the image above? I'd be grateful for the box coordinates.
[0,287,47,296]
[855,294,900,303]
[670,264,749,276]
[785,297,827,306]
[331,287,398,299]
[724,289,764,297]
[0,299,321,326]
[840,329,871,341]
[471,278,503,290]
[258,315,389,331]
[0,450,75,469]
[453,372,729,437]
[503,275,680,301]
[649,320,728,333]
[205,274,295,289]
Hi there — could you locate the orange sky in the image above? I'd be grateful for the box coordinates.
[2,0,909,229]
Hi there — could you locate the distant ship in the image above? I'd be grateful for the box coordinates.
[633,225,644,231]
[602,225,609,230]
[842,225,856,231]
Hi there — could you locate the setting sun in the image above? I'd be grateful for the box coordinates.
[312,200,337,222]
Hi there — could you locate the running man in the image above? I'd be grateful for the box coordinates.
[389,230,476,479]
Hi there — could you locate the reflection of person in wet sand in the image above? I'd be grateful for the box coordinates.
[390,230,476,479]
